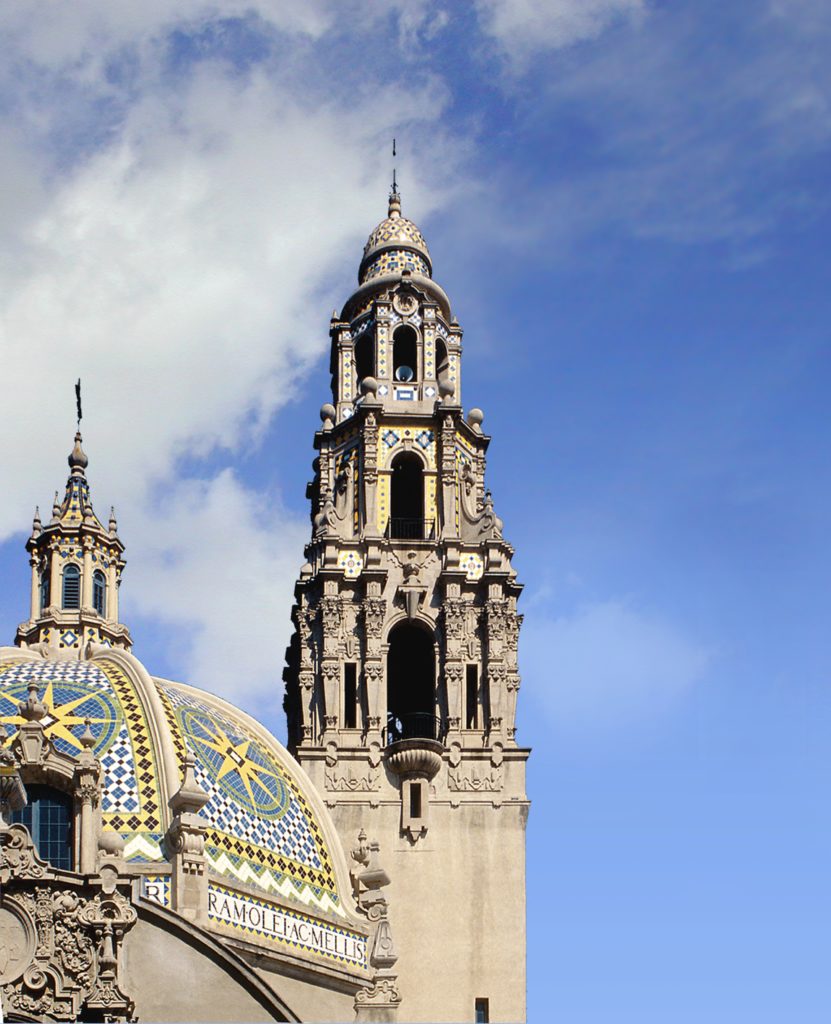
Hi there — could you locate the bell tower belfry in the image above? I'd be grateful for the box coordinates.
[284,190,529,1023]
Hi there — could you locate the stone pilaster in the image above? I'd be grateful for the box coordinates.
[165,755,210,924]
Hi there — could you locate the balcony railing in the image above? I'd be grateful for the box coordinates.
[386,517,435,540]
[384,712,444,746]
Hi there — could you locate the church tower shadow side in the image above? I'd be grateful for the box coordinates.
[283,190,530,1023]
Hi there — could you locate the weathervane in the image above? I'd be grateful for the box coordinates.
[392,137,397,195]
[75,378,83,428]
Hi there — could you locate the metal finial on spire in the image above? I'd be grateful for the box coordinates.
[75,378,82,429]
[388,137,401,219]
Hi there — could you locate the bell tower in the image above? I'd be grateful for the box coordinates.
[284,190,529,1023]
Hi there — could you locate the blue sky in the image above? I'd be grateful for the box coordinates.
[1,2,829,1020]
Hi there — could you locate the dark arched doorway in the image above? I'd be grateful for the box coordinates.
[389,451,424,539]
[386,622,436,741]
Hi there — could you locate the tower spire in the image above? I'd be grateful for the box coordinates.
[15,397,131,658]
[389,138,400,219]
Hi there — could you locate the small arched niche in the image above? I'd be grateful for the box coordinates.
[386,621,436,741]
[393,324,418,383]
[389,451,424,539]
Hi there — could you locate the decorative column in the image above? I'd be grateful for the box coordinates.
[49,538,61,609]
[165,755,210,923]
[352,833,402,1023]
[81,535,94,609]
[73,720,102,874]
[105,561,118,620]
[439,411,457,539]
[0,730,26,830]
[442,595,466,735]
[505,606,523,742]
[361,396,381,537]
[362,593,386,739]
[484,596,508,739]
[28,555,40,621]
[320,593,343,737]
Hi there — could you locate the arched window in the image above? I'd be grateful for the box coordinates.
[387,622,436,741]
[62,563,80,609]
[393,325,418,383]
[355,332,374,384]
[92,570,106,615]
[39,570,50,613]
[436,337,451,389]
[389,452,425,539]
[9,784,74,870]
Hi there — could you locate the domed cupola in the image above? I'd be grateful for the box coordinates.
[359,190,432,284]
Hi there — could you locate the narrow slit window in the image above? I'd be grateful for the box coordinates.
[39,571,50,613]
[344,663,358,729]
[409,781,422,820]
[92,570,106,615]
[466,665,478,729]
[475,998,490,1023]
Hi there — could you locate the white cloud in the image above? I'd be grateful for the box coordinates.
[124,469,307,706]
[0,63,450,530]
[0,5,460,706]
[522,598,712,732]
[0,1,332,72]
[475,0,645,66]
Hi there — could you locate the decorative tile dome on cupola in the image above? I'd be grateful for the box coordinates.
[0,651,348,920]
[359,190,432,283]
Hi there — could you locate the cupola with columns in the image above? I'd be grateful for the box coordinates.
[15,430,130,657]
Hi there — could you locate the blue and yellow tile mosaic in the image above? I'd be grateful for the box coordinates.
[0,659,165,862]
[156,683,343,917]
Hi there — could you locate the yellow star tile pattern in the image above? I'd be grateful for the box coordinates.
[156,681,341,914]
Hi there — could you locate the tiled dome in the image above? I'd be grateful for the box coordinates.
[359,191,432,283]
[0,654,344,918]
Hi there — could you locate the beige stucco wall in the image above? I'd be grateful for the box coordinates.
[123,915,291,1022]
[252,961,359,1023]
[327,788,528,1023]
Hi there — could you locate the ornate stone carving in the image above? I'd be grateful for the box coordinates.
[485,599,508,643]
[444,663,464,687]
[447,743,504,792]
[355,976,403,1007]
[325,765,381,792]
[1,884,136,1023]
[352,833,401,1020]
[363,597,386,640]
[326,744,382,792]
[0,825,48,882]
[443,598,466,642]
[320,595,343,640]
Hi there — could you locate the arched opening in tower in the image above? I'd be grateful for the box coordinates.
[393,324,418,382]
[355,331,374,384]
[386,621,436,741]
[390,451,424,538]
[436,337,451,389]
